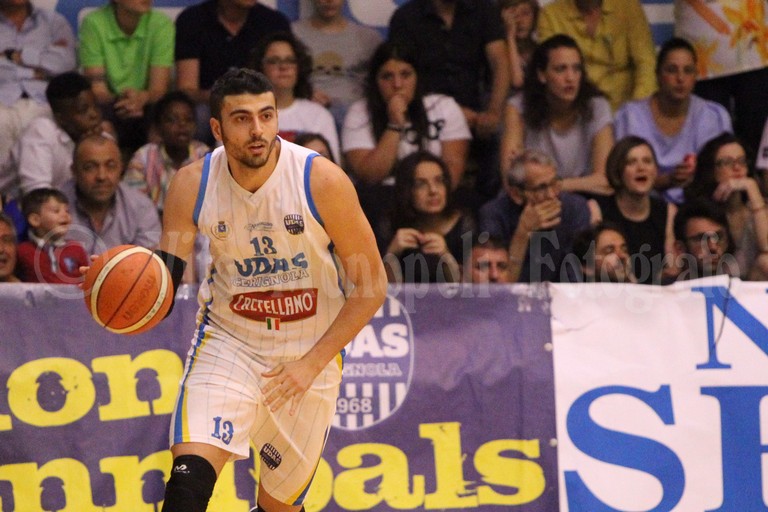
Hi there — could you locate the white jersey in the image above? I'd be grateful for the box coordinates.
[193,139,346,359]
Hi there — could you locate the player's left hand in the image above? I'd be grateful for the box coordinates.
[260,360,316,415]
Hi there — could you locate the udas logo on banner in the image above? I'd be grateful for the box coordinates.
[334,294,414,430]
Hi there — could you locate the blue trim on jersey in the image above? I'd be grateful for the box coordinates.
[172,269,217,442]
[192,152,212,227]
[304,153,322,226]
[328,240,344,295]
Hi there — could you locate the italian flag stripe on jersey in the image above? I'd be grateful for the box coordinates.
[266,318,280,330]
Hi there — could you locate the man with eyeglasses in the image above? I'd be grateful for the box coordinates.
[671,198,739,281]
[478,148,595,282]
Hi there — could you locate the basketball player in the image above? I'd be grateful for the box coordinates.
[155,68,387,512]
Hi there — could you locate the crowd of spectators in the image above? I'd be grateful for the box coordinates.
[1,0,767,287]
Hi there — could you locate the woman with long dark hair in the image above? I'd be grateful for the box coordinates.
[500,34,613,196]
[342,41,471,188]
[686,132,768,280]
[382,151,475,283]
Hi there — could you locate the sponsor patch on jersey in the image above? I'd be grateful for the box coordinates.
[246,221,273,232]
[260,443,282,470]
[229,288,318,322]
[283,214,304,235]
[210,220,231,240]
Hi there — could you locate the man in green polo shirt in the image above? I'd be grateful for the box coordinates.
[78,1,174,155]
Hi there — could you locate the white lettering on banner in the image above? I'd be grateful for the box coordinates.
[335,295,414,431]
[550,277,768,511]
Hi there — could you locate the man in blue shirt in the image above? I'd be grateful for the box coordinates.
[479,148,595,283]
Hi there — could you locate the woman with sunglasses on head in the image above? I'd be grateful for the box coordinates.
[685,132,768,280]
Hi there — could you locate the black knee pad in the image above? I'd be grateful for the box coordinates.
[161,454,217,512]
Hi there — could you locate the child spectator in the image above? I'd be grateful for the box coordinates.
[17,188,87,284]
[0,211,19,283]
[123,91,210,213]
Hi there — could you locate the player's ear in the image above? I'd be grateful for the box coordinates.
[210,118,222,142]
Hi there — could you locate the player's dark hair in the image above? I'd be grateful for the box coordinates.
[45,72,93,113]
[21,188,70,219]
[209,68,274,121]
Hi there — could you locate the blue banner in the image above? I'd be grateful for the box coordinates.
[0,283,557,511]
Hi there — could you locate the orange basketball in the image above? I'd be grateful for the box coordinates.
[82,245,174,335]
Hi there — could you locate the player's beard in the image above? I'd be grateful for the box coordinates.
[223,132,277,170]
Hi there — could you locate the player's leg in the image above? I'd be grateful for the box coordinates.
[161,441,231,512]
[252,483,305,512]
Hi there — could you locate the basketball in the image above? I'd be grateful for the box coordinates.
[82,245,174,335]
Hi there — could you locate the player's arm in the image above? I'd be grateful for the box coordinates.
[308,157,387,366]
[155,159,204,298]
[261,157,388,413]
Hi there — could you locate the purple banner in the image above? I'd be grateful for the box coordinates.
[0,283,557,511]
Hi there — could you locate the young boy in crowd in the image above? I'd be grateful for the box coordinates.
[16,188,88,284]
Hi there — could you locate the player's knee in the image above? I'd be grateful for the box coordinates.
[250,506,305,512]
[161,454,217,512]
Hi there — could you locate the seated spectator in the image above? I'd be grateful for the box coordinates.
[0,0,76,181]
[685,132,768,280]
[174,0,290,145]
[63,135,161,255]
[123,91,210,213]
[463,233,512,284]
[382,151,475,284]
[388,0,509,200]
[479,148,594,283]
[343,41,471,188]
[537,0,656,111]
[294,132,335,163]
[7,71,113,200]
[595,136,677,284]
[499,0,538,92]
[0,211,19,283]
[291,0,383,129]
[501,34,614,197]
[570,221,636,283]
[614,37,732,204]
[78,0,174,155]
[248,31,340,163]
[343,41,471,231]
[672,198,739,281]
[16,187,87,284]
